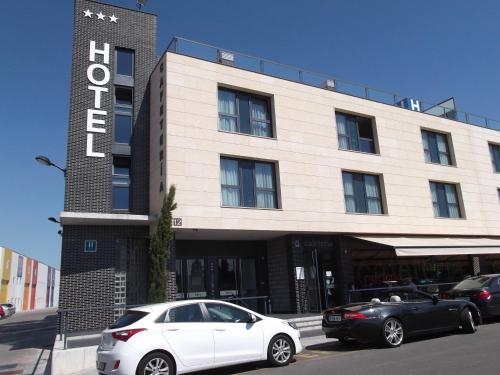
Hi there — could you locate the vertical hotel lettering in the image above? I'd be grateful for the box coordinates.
[86,40,110,157]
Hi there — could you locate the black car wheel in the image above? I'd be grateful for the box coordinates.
[267,335,294,366]
[137,352,174,375]
[381,318,404,347]
[460,308,477,334]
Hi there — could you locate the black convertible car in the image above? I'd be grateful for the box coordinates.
[322,287,481,347]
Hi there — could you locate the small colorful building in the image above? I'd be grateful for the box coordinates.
[0,246,59,311]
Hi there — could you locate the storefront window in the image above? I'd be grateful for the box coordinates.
[187,258,206,298]
[218,258,237,297]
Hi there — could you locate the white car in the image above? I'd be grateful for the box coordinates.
[96,300,302,374]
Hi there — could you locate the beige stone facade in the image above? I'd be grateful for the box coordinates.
[150,52,500,239]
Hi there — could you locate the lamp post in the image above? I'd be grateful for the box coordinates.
[35,155,66,176]
[48,217,62,236]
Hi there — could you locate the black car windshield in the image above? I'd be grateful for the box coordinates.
[454,276,491,290]
[109,310,149,329]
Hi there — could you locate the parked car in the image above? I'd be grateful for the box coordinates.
[443,274,500,318]
[96,300,302,375]
[1,303,16,317]
[0,305,4,319]
[322,287,481,348]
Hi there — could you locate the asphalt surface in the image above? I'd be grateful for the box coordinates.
[77,318,500,375]
[0,309,57,375]
[191,318,500,375]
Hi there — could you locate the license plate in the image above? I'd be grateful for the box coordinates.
[328,314,341,322]
[97,361,106,371]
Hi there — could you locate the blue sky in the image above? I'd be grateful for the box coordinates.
[1,0,499,268]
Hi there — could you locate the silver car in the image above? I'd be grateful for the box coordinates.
[1,303,16,317]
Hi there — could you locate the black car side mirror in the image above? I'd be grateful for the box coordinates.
[432,295,439,304]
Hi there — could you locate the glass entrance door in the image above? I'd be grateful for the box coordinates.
[304,248,322,313]
[175,257,259,304]
[304,248,337,312]
[217,258,238,297]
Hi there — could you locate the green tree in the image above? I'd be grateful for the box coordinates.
[148,185,177,303]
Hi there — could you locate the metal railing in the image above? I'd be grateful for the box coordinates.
[166,37,500,132]
[347,282,458,303]
[221,295,272,315]
[57,296,272,349]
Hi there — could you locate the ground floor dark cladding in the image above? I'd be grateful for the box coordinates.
[59,225,151,332]
[59,229,500,331]
[174,235,500,314]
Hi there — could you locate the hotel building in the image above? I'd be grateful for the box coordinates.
[60,0,500,329]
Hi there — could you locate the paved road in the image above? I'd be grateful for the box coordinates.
[0,309,57,375]
[78,319,500,375]
[191,319,500,375]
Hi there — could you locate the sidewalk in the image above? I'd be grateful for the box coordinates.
[70,334,336,375]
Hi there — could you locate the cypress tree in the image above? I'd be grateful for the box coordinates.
[148,185,177,303]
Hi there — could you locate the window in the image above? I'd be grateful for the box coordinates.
[110,310,149,329]
[205,303,251,323]
[490,143,500,172]
[114,87,133,144]
[342,171,383,214]
[220,158,277,209]
[336,112,376,154]
[166,304,204,323]
[218,88,272,138]
[116,48,134,76]
[112,158,130,210]
[421,130,453,165]
[430,182,462,218]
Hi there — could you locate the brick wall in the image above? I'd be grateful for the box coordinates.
[64,0,156,214]
[60,225,149,331]
[266,237,293,313]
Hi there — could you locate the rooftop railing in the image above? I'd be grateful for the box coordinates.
[166,37,500,132]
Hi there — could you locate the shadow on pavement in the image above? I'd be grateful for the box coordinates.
[0,313,57,350]
[189,360,271,374]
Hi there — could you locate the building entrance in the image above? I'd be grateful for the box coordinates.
[303,240,339,313]
[175,256,263,311]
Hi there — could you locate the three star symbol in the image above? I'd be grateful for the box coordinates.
[83,9,118,23]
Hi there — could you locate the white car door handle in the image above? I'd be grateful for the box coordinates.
[166,328,179,331]
[215,328,226,332]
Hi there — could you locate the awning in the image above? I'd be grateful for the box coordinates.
[350,236,500,257]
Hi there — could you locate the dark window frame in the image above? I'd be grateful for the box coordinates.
[218,87,274,138]
[342,171,384,215]
[114,86,133,145]
[489,143,500,173]
[421,129,454,166]
[429,181,463,218]
[115,48,135,77]
[112,157,131,211]
[220,157,278,209]
[336,112,377,154]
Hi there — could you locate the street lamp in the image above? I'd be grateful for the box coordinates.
[48,217,61,224]
[35,155,66,175]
